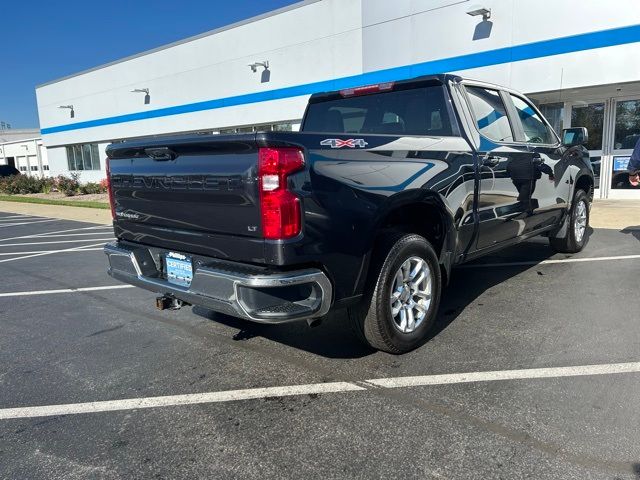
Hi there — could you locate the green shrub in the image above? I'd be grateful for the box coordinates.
[79,182,106,195]
[0,176,12,194]
[0,175,52,194]
[41,178,55,194]
[55,173,81,196]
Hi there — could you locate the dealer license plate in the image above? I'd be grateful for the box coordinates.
[165,252,193,287]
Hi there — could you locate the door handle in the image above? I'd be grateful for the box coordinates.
[481,155,503,168]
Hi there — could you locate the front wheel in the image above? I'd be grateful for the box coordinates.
[549,189,590,253]
[348,233,442,354]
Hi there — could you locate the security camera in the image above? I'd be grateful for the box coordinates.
[248,61,269,73]
[466,6,491,20]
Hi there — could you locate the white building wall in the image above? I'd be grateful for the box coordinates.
[0,129,40,144]
[46,144,107,182]
[35,0,640,183]
[36,0,363,148]
[361,0,640,94]
[45,147,69,178]
[1,141,37,160]
[0,138,50,177]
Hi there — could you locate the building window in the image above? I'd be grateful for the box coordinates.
[614,99,640,150]
[273,123,293,132]
[19,166,27,172]
[66,143,101,170]
[43,165,50,171]
[30,165,39,172]
[218,122,296,134]
[539,103,564,136]
[571,103,605,151]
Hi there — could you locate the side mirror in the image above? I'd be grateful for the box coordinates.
[562,127,588,147]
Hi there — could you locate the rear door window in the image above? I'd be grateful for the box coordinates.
[303,86,455,136]
[465,86,514,143]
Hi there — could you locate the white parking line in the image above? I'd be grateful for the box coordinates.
[26,226,112,239]
[0,248,104,256]
[0,215,41,220]
[0,225,111,243]
[458,254,640,269]
[0,242,109,264]
[366,362,640,388]
[31,232,114,238]
[1,361,638,420]
[0,219,59,228]
[0,382,364,420]
[0,285,134,298]
[0,217,45,222]
[0,238,114,247]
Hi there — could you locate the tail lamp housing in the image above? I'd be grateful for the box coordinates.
[258,147,305,239]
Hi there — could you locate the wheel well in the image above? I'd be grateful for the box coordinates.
[575,175,594,201]
[378,203,447,258]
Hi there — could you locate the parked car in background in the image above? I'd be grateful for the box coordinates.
[0,165,19,177]
[104,74,594,353]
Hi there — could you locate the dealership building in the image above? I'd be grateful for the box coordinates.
[0,129,49,176]
[35,0,640,198]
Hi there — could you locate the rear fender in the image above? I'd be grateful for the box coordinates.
[355,190,456,293]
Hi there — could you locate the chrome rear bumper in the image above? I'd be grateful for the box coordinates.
[104,242,332,323]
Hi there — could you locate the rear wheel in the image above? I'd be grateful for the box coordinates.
[549,189,590,253]
[348,233,441,354]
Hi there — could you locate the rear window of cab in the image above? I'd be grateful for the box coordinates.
[303,86,456,137]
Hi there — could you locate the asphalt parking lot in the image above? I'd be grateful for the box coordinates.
[0,211,639,480]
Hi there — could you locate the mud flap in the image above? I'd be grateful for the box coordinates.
[549,211,569,240]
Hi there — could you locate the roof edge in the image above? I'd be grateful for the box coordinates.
[0,137,42,146]
[36,0,321,89]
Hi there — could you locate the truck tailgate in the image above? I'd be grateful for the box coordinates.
[107,135,262,240]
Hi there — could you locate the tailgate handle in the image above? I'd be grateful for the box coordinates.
[145,147,177,161]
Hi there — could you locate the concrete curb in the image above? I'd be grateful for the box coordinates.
[0,201,111,225]
[591,200,640,231]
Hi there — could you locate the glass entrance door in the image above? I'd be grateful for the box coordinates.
[609,97,640,198]
[569,102,606,196]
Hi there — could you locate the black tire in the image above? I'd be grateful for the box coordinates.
[549,189,590,253]
[348,233,442,354]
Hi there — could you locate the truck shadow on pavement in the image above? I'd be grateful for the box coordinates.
[621,226,640,242]
[195,238,560,359]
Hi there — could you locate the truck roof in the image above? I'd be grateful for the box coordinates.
[308,74,463,103]
[306,73,530,104]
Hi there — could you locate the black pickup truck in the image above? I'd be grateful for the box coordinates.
[104,74,593,353]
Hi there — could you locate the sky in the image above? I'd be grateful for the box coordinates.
[0,0,299,129]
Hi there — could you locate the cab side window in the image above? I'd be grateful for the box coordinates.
[510,95,556,144]
[465,86,514,143]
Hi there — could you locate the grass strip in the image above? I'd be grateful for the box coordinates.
[0,195,110,210]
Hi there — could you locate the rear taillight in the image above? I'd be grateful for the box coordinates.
[340,82,395,97]
[105,158,115,220]
[258,147,304,240]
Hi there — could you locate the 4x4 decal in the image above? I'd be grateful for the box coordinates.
[320,139,369,149]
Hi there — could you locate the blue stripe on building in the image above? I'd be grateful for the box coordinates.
[41,24,640,135]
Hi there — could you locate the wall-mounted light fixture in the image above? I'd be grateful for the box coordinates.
[58,105,74,118]
[131,88,151,105]
[248,61,269,73]
[467,6,491,21]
